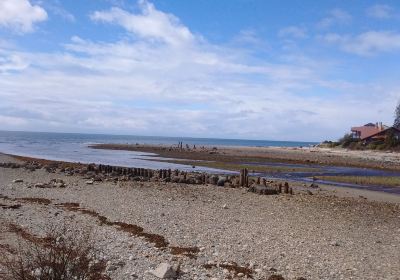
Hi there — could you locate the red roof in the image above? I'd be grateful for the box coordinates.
[361,127,400,141]
[351,126,381,139]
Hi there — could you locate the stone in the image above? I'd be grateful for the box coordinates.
[217,177,226,186]
[222,204,228,209]
[34,183,46,188]
[107,265,118,271]
[268,275,285,280]
[86,180,94,185]
[330,241,340,247]
[150,263,177,279]
[209,176,219,185]
[13,179,23,183]
[248,184,278,195]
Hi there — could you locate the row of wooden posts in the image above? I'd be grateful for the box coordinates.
[88,165,292,193]
[90,164,156,178]
[240,168,293,194]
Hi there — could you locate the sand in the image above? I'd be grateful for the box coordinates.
[91,144,400,171]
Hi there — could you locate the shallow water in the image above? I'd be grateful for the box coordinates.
[249,162,400,194]
[0,131,399,194]
[0,131,238,173]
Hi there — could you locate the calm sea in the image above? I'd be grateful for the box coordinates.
[0,131,317,172]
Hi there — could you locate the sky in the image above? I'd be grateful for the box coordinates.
[0,0,399,142]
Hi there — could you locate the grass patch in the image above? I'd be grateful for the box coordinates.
[317,176,400,187]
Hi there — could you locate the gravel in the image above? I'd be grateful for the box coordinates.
[0,154,399,280]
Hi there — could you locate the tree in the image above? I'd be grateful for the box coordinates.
[394,101,400,128]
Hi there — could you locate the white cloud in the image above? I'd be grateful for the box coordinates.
[0,53,29,72]
[0,1,397,141]
[324,31,400,56]
[366,4,393,19]
[317,9,351,29]
[279,26,307,39]
[0,0,47,33]
[90,1,194,47]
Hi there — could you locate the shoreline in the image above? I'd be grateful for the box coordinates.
[2,152,400,204]
[90,143,400,171]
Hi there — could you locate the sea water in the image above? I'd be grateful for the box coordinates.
[0,130,316,172]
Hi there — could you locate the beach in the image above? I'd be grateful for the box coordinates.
[1,152,400,280]
[91,143,400,170]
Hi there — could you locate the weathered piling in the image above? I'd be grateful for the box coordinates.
[239,168,249,187]
[284,182,289,194]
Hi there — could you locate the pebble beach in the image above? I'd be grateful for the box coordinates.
[1,153,400,280]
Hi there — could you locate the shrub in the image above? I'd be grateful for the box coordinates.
[338,133,356,148]
[0,224,109,280]
[384,131,399,149]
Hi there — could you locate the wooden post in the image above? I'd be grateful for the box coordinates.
[284,182,289,194]
[244,168,248,187]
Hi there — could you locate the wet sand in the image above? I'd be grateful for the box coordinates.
[90,143,400,171]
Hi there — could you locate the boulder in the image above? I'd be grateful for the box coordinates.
[150,263,177,279]
[217,176,226,186]
[209,175,219,185]
[248,184,278,195]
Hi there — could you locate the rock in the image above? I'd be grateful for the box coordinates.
[52,179,66,188]
[209,176,219,185]
[249,184,278,195]
[13,179,23,183]
[107,265,118,271]
[222,204,228,209]
[86,180,94,185]
[330,241,340,247]
[54,182,65,188]
[217,176,227,186]
[150,263,177,279]
[268,275,285,280]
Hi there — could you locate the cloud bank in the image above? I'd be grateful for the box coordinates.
[0,1,398,141]
[0,0,47,33]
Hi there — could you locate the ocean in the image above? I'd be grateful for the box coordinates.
[0,130,317,172]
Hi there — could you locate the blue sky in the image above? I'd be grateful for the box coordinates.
[0,0,399,141]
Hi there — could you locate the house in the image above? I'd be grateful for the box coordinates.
[351,122,387,140]
[361,126,400,142]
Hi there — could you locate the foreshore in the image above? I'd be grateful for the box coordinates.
[1,152,400,279]
[90,143,400,171]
